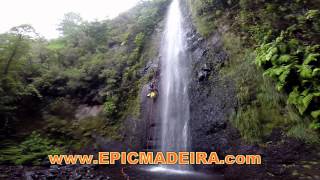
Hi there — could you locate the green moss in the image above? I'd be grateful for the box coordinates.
[187,0,217,37]
[231,107,262,143]
[74,116,123,141]
[104,122,123,141]
[125,95,141,118]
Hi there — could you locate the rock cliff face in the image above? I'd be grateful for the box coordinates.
[181,0,237,155]
[131,0,238,154]
[126,1,320,179]
[123,20,164,151]
[188,31,236,150]
[180,1,320,179]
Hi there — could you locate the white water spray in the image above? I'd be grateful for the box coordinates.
[159,0,190,169]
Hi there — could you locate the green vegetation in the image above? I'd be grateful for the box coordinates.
[0,0,170,163]
[1,0,319,166]
[256,13,320,127]
[103,98,117,117]
[189,0,320,143]
[187,0,237,37]
[221,33,298,143]
[0,132,63,165]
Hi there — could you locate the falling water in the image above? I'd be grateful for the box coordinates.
[160,0,190,168]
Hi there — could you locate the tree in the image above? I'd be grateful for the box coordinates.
[58,12,83,37]
[0,25,39,134]
[0,24,37,77]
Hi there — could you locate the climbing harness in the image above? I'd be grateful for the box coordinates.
[147,91,157,99]
[147,80,158,99]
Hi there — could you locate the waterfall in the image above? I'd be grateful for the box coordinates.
[159,0,190,169]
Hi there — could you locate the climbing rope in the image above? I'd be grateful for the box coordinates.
[121,167,130,180]
[146,80,159,151]
[146,98,154,151]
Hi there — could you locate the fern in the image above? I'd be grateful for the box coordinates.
[297,65,313,79]
[263,65,292,91]
[305,10,319,20]
[288,88,300,106]
[276,83,285,92]
[279,67,291,82]
[303,53,320,65]
[313,92,320,97]
[278,43,288,54]
[312,68,320,76]
[288,38,299,50]
[305,45,320,54]
[302,94,313,110]
[266,47,278,61]
[255,21,320,123]
[256,43,276,67]
[309,121,320,130]
[288,88,314,115]
[270,54,279,65]
[276,54,298,65]
[311,110,320,119]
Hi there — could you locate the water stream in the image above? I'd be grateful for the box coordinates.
[159,0,190,170]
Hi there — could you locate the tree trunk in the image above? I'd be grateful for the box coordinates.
[3,35,22,76]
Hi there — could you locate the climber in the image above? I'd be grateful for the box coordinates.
[147,80,158,99]
[147,90,157,99]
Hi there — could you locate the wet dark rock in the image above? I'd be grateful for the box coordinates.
[186,30,195,37]
[193,48,207,62]
[197,63,212,82]
[49,168,59,174]
[197,70,209,82]
[91,164,99,170]
[47,174,56,180]
[41,159,51,167]
[191,41,199,50]
[188,35,204,51]
[180,1,239,173]
[16,164,117,180]
[201,63,211,71]
[265,138,305,164]
[188,27,235,154]
[97,175,104,180]
[140,58,159,76]
[107,41,117,48]
[206,121,227,135]
[211,33,221,46]
[29,172,37,179]
[214,51,228,65]
[74,174,82,180]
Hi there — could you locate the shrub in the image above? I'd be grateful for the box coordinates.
[103,98,117,117]
[0,132,63,165]
[287,123,319,144]
[256,30,320,128]
[46,98,76,118]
